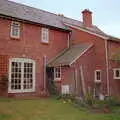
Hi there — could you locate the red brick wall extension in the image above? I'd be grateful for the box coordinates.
[108,41,120,97]
[61,46,95,96]
[69,27,108,95]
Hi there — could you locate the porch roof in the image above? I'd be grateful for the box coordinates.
[47,43,93,67]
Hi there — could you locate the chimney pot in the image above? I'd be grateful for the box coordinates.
[57,14,64,17]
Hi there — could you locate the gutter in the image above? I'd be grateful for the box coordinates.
[64,22,109,40]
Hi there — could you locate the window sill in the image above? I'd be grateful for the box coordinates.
[114,77,120,80]
[41,41,49,45]
[8,89,35,93]
[11,36,20,40]
[54,79,61,82]
[94,80,101,83]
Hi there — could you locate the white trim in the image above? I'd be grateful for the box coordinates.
[10,21,20,39]
[113,68,120,79]
[94,70,102,83]
[67,33,70,48]
[64,23,109,40]
[54,66,61,81]
[8,58,36,93]
[70,44,93,65]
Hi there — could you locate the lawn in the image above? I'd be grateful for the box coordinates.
[0,98,120,120]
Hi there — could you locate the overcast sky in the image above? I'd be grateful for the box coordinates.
[9,0,120,37]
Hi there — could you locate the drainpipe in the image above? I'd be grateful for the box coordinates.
[43,55,47,91]
[105,39,110,96]
[68,31,72,48]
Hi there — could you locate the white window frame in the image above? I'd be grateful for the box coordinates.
[10,21,21,39]
[41,27,49,43]
[113,68,120,79]
[94,70,101,83]
[8,58,36,93]
[54,67,61,81]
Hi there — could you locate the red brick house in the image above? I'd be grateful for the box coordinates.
[0,0,120,98]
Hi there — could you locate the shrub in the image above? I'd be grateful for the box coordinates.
[84,93,95,107]
[83,95,120,109]
[56,94,76,103]
[104,96,120,107]
[49,79,57,95]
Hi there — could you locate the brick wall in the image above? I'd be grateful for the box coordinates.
[0,18,69,97]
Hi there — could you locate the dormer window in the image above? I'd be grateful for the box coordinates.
[11,21,20,39]
[41,28,49,43]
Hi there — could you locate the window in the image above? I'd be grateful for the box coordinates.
[41,28,49,43]
[11,21,20,39]
[94,70,101,82]
[113,68,120,79]
[8,58,35,93]
[54,67,61,80]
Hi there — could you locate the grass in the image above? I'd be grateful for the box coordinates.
[0,98,120,120]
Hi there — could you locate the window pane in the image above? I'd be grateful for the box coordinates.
[11,22,20,38]
[41,28,49,43]
[11,62,22,90]
[96,72,100,80]
[116,70,120,77]
[55,67,61,79]
[23,63,33,89]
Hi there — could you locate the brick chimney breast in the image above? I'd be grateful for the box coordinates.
[82,9,92,28]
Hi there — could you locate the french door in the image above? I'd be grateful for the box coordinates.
[8,58,35,93]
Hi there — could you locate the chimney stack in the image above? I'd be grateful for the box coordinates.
[82,9,92,27]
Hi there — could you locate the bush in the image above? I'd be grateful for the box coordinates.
[55,94,76,103]
[104,96,120,107]
[49,79,57,95]
[78,93,120,109]
[83,95,120,109]
[84,93,95,107]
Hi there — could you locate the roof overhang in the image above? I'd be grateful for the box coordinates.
[64,23,109,40]
[0,14,71,33]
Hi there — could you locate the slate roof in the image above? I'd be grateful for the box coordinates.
[0,0,107,34]
[0,0,66,30]
[0,0,119,42]
[48,43,93,67]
